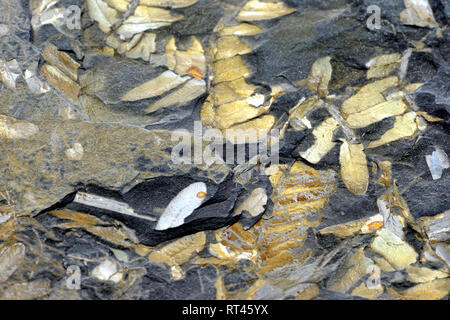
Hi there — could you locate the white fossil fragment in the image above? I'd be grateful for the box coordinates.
[0,59,21,89]
[0,243,26,283]
[91,260,123,283]
[155,182,207,230]
[125,33,157,61]
[422,211,450,243]
[0,24,9,36]
[237,0,295,21]
[65,143,84,161]
[24,64,50,94]
[0,214,10,224]
[246,94,265,107]
[32,0,58,16]
[117,6,182,40]
[146,78,206,113]
[140,0,198,8]
[377,199,404,239]
[299,117,339,164]
[425,147,450,180]
[400,0,438,28]
[235,188,267,217]
[121,70,188,101]
[435,244,450,268]
[74,192,157,222]
[0,115,39,140]
[31,7,66,30]
[86,0,120,33]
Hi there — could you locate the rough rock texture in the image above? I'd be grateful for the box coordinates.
[0,0,448,300]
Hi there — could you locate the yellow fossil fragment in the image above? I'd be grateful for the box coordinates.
[366,53,401,79]
[213,36,252,60]
[387,278,450,300]
[406,266,448,284]
[345,99,408,129]
[117,6,183,39]
[145,78,206,113]
[341,76,399,116]
[327,247,374,293]
[200,95,216,127]
[223,115,275,144]
[211,79,258,106]
[376,160,393,188]
[105,33,121,49]
[370,228,418,269]
[368,112,418,148]
[0,242,26,283]
[295,283,320,300]
[43,44,80,81]
[299,117,339,164]
[105,0,198,11]
[117,32,144,54]
[218,23,264,37]
[235,188,268,217]
[319,214,384,238]
[306,56,332,97]
[367,64,399,79]
[289,96,321,130]
[164,36,177,70]
[416,112,444,125]
[121,70,189,101]
[213,162,336,277]
[237,0,295,21]
[339,140,369,195]
[209,241,258,265]
[148,232,206,279]
[212,56,250,84]
[405,83,423,93]
[49,210,139,247]
[125,33,156,60]
[0,115,39,140]
[366,53,402,69]
[352,282,384,299]
[103,0,131,12]
[176,50,206,78]
[40,64,80,100]
[86,0,120,33]
[400,0,438,28]
[1,280,50,300]
[140,0,198,8]
[215,99,269,129]
[165,36,206,77]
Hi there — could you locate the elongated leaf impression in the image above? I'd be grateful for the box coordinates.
[339,140,369,195]
[307,56,332,97]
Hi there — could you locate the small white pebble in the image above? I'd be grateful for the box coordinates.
[246,94,265,107]
[91,260,123,283]
[66,142,84,161]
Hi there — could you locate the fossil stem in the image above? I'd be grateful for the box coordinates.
[323,102,358,143]
[74,192,157,222]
